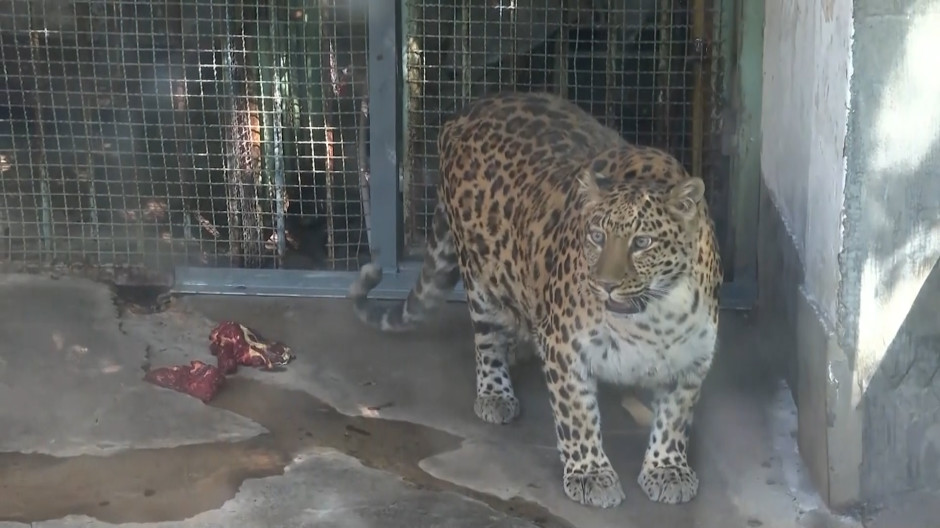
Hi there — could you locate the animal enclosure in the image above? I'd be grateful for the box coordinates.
[0,0,739,295]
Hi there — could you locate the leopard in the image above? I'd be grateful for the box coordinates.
[349,91,722,508]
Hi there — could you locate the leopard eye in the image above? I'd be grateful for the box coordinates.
[588,229,606,246]
[632,235,653,251]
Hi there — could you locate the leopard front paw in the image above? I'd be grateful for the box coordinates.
[563,465,625,508]
[473,393,521,424]
[637,463,699,504]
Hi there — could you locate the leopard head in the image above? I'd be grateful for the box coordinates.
[577,159,706,316]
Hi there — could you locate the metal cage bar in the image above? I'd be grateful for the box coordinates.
[365,0,400,273]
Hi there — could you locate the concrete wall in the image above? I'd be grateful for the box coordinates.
[758,0,856,506]
[760,0,852,328]
[844,0,940,501]
[758,0,940,509]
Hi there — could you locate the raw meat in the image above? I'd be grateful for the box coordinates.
[143,320,294,403]
[209,321,294,375]
[143,360,225,403]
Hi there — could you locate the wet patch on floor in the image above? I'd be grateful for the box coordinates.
[111,285,174,315]
[0,378,572,528]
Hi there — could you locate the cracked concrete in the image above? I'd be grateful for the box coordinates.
[0,274,859,527]
[32,451,543,528]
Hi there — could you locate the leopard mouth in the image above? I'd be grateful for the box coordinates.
[605,296,647,315]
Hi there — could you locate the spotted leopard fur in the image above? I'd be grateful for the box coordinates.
[350,92,722,508]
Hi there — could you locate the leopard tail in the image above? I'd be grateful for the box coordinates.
[349,202,460,332]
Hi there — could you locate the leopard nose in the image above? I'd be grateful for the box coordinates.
[596,279,618,293]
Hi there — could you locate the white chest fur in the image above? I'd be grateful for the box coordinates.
[577,277,717,388]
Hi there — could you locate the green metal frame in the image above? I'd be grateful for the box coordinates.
[721,0,764,305]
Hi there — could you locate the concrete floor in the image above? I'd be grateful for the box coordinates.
[0,274,869,527]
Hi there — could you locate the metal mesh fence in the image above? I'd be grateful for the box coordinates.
[0,0,734,286]
[0,0,372,282]
[401,0,730,270]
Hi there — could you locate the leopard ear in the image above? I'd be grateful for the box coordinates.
[577,170,613,202]
[667,177,705,221]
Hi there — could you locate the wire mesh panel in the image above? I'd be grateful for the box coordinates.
[0,0,372,283]
[401,0,731,274]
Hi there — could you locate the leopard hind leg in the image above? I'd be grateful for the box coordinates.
[465,284,522,425]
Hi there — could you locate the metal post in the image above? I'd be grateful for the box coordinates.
[26,3,54,258]
[691,0,706,182]
[367,0,400,272]
[726,0,763,305]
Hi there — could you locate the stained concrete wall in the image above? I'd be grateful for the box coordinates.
[758,0,940,509]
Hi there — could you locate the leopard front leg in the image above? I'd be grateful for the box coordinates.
[540,334,625,508]
[637,367,708,504]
